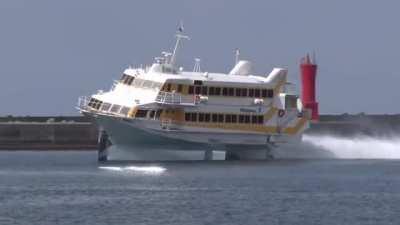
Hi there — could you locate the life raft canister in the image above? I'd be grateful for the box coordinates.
[278,109,285,117]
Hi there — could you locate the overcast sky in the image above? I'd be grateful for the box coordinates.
[0,0,399,115]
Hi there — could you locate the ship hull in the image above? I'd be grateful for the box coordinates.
[88,113,288,160]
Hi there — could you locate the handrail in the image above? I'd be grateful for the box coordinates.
[155,91,196,105]
[77,96,91,111]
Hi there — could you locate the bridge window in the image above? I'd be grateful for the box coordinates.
[244,115,250,123]
[251,115,258,124]
[120,107,130,116]
[195,86,201,95]
[100,103,111,111]
[110,104,121,113]
[135,109,148,118]
[177,84,183,93]
[194,80,203,85]
[254,89,261,98]
[166,83,171,92]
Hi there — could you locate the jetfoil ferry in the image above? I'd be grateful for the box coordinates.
[77,29,312,161]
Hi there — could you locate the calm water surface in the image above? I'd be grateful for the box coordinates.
[0,151,399,225]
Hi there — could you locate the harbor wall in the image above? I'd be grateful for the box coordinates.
[0,117,98,150]
[0,114,399,150]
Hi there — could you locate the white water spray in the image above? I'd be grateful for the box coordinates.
[303,135,400,159]
[99,166,166,174]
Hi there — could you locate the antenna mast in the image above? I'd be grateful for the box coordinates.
[235,48,240,65]
[170,21,189,66]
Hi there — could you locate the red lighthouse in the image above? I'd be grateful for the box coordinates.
[300,54,319,121]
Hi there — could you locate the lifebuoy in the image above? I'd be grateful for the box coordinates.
[278,109,285,117]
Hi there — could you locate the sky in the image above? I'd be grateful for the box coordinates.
[0,0,399,116]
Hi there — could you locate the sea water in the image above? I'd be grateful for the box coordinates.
[1,146,400,225]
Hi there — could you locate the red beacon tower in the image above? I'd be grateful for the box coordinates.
[300,54,319,121]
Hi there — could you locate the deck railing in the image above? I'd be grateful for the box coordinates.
[155,91,196,105]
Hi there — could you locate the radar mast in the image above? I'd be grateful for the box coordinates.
[170,21,190,66]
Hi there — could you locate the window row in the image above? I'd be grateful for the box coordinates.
[120,74,163,90]
[185,112,264,124]
[88,98,130,115]
[120,74,135,85]
[188,86,273,98]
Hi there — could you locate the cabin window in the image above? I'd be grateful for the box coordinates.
[166,83,171,92]
[205,113,211,122]
[194,80,203,85]
[201,86,208,95]
[235,88,241,97]
[195,86,201,95]
[135,109,148,118]
[251,115,258,124]
[212,114,218,123]
[249,89,254,97]
[267,89,274,98]
[239,115,245,123]
[188,86,194,94]
[198,113,205,122]
[222,87,228,96]
[231,115,238,123]
[185,113,190,121]
[120,107,130,115]
[149,110,155,119]
[155,109,162,119]
[243,88,249,97]
[215,87,221,96]
[218,114,224,123]
[100,103,111,112]
[190,113,198,122]
[261,89,267,98]
[177,84,183,93]
[209,87,215,95]
[228,88,234,96]
[225,114,232,123]
[258,115,264,124]
[110,104,121,113]
[244,115,250,123]
[255,89,261,98]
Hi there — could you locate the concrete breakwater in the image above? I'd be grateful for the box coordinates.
[0,117,98,150]
[0,114,399,150]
